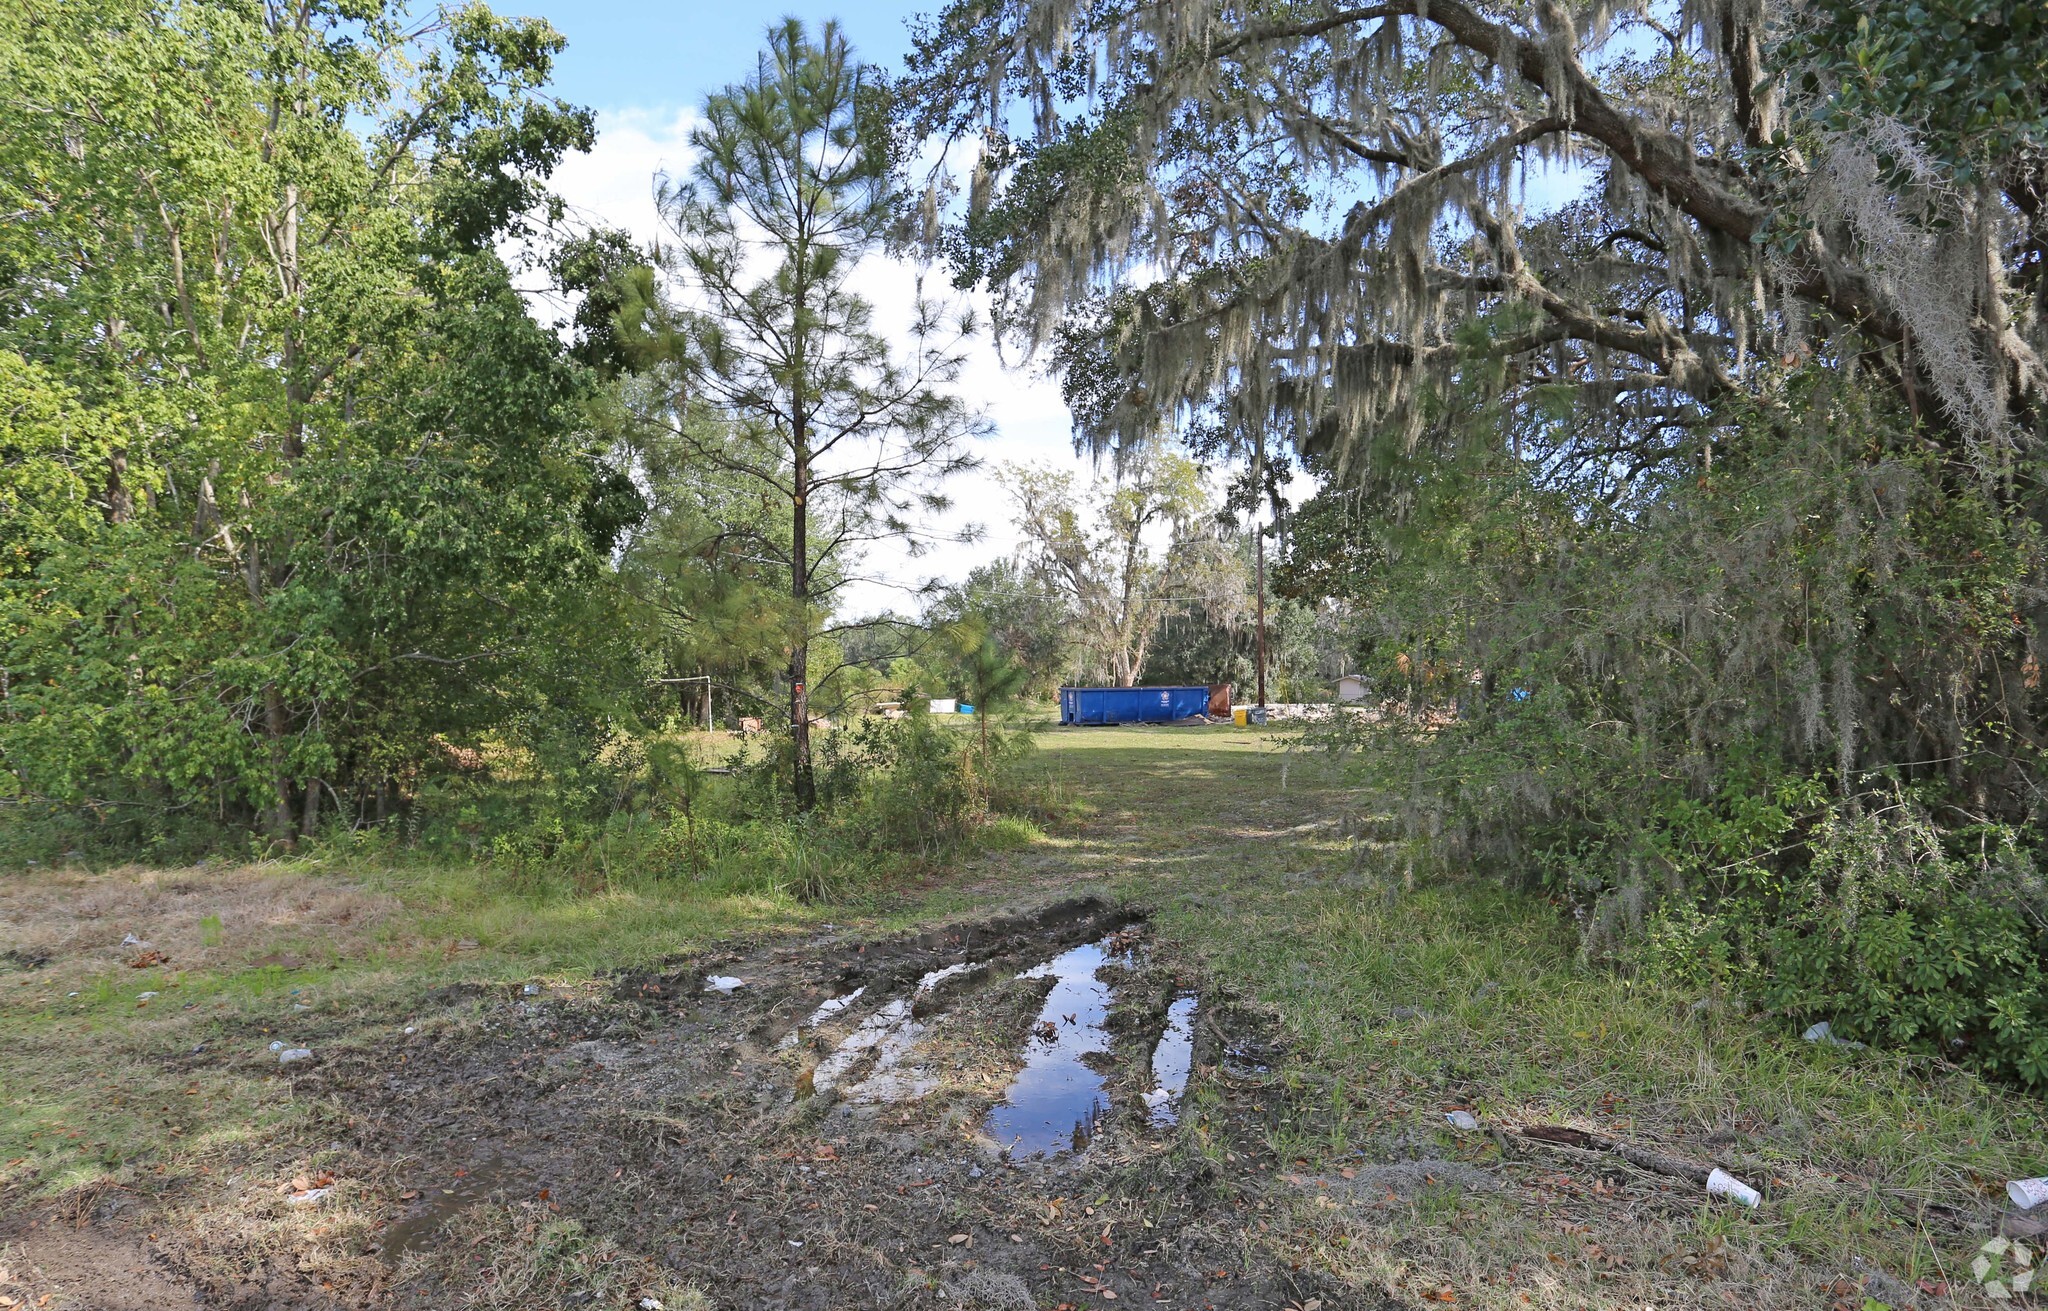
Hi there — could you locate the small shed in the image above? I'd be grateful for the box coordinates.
[1336,674,1370,703]
[1059,685,1212,725]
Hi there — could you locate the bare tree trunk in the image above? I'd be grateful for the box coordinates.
[264,687,294,840]
[790,439,816,810]
[1255,525,1268,708]
[106,449,133,524]
[301,777,320,837]
[1254,430,1269,708]
[236,531,296,842]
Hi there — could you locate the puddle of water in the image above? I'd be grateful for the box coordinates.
[808,986,865,1020]
[381,1155,512,1263]
[983,937,1120,1157]
[1221,1039,1273,1078]
[911,958,992,1017]
[915,961,977,993]
[1142,994,1198,1126]
[778,986,867,1050]
[847,1024,937,1102]
[812,999,922,1096]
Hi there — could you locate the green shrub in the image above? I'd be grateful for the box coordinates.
[1629,789,2048,1087]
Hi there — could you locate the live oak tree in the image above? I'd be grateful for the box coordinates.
[622,20,984,810]
[901,0,2043,462]
[899,0,2048,812]
[901,0,2048,1080]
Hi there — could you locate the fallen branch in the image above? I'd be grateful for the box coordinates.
[1514,1123,1712,1186]
[1518,1123,2036,1231]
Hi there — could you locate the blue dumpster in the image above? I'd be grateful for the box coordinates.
[1058,686,1213,725]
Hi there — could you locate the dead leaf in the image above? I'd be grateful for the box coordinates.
[948,1233,969,1245]
[399,1190,418,1201]
[127,950,168,968]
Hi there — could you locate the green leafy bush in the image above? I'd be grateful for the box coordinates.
[1313,367,2048,1089]
[362,707,1036,904]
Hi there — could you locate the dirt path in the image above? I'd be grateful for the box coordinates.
[2,729,1372,1311]
[9,728,2032,1310]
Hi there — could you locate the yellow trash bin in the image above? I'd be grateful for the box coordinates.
[1232,707,1249,727]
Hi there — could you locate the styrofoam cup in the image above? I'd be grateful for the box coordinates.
[1706,1167,1761,1208]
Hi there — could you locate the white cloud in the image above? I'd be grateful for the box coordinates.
[548,106,1101,617]
[548,106,699,249]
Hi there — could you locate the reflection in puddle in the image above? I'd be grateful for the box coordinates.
[984,937,1120,1157]
[915,961,977,993]
[813,998,923,1096]
[1142,994,1198,1125]
[381,1155,511,1263]
[1221,1040,1272,1078]
[806,986,865,1023]
[779,986,866,1049]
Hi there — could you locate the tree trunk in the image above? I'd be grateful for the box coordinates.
[1255,524,1268,708]
[265,685,294,841]
[789,440,816,810]
[301,777,320,838]
[105,448,134,524]
[240,533,296,842]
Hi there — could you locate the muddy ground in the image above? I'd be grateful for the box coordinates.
[2,897,1365,1311]
[11,731,2034,1311]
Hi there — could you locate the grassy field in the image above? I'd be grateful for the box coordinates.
[2,724,2043,1309]
[1013,729,2048,1308]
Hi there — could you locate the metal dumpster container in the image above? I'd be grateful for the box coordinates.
[1058,685,1213,725]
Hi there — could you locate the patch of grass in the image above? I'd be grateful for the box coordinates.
[1008,724,2048,1309]
[395,1201,713,1310]
[4,722,2042,1310]
[0,851,825,1203]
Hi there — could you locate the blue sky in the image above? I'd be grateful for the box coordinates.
[539,3,926,114]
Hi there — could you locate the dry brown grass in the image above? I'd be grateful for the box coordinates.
[0,863,407,1002]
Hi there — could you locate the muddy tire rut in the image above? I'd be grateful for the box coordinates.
[8,898,1377,1310]
[330,896,1369,1309]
